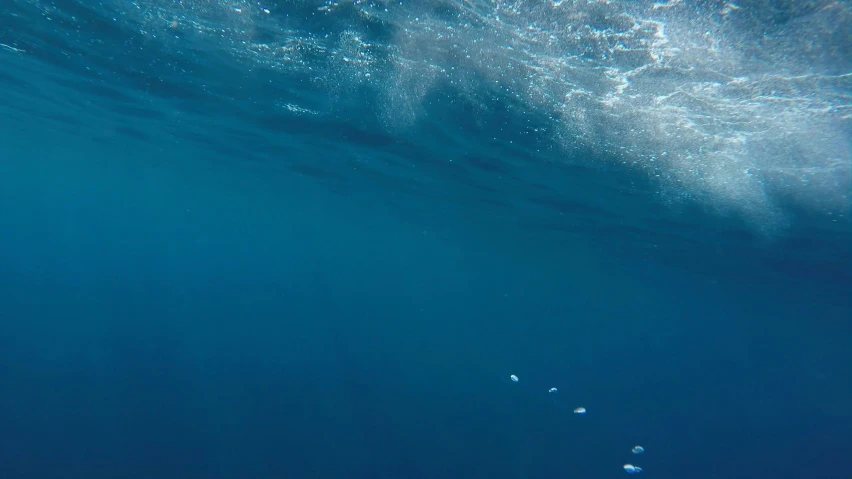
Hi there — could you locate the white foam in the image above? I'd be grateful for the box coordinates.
[122,0,852,226]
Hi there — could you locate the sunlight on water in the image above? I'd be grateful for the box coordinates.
[11,0,852,229]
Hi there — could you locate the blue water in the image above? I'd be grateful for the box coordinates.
[1,1,850,478]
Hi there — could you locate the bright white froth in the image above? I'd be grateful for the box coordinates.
[122,0,852,225]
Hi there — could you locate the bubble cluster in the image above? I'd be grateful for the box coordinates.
[510,372,643,473]
[118,0,850,226]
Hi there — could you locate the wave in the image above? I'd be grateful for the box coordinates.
[2,0,850,232]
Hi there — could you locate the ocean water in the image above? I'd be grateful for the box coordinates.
[0,1,850,478]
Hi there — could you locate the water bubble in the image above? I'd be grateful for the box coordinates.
[573,407,586,414]
[510,374,519,383]
[623,464,643,474]
[548,387,558,394]
[632,445,644,454]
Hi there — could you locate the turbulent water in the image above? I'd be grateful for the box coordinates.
[1,1,850,478]
[3,0,851,277]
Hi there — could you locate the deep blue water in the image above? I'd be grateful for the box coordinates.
[1,1,850,478]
